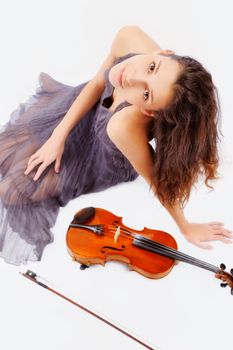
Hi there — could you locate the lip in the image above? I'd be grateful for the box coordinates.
[117,68,124,87]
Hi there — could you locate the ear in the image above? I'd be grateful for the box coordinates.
[140,108,156,117]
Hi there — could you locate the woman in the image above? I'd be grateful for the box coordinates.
[0,25,232,265]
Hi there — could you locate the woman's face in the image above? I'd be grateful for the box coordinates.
[109,50,182,116]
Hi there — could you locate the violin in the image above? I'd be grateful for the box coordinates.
[66,207,233,294]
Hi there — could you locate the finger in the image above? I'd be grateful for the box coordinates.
[226,229,233,234]
[213,235,233,244]
[212,227,233,233]
[212,228,233,238]
[25,158,41,175]
[24,158,42,175]
[216,231,233,238]
[211,227,233,235]
[209,235,232,242]
[208,221,224,226]
[33,163,48,181]
[27,153,40,167]
[211,225,226,230]
[54,157,61,173]
[27,155,40,166]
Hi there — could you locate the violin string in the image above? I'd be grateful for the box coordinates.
[134,237,218,273]
[136,233,219,273]
[105,225,219,273]
[133,235,219,273]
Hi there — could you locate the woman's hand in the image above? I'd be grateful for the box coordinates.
[24,132,65,181]
[181,222,233,249]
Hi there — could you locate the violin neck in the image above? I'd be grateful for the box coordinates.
[133,235,219,274]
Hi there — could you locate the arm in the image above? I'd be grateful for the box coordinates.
[54,25,145,141]
[107,107,233,249]
[53,40,116,140]
[53,78,109,141]
[54,24,162,140]
[24,26,135,179]
[107,106,189,232]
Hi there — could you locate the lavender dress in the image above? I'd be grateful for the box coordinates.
[0,53,139,265]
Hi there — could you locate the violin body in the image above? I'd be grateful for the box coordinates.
[66,207,233,293]
[66,207,178,279]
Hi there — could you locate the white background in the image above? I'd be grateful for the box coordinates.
[0,1,233,350]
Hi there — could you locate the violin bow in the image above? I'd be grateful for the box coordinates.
[20,270,156,350]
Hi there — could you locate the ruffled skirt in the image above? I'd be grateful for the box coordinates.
[0,72,91,265]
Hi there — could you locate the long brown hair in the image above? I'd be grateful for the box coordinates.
[151,54,221,208]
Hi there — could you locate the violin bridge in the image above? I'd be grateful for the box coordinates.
[114,226,121,243]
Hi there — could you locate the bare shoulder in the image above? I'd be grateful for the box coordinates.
[107,104,148,141]
[111,25,162,57]
[106,105,155,183]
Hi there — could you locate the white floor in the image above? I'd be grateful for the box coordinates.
[0,1,233,350]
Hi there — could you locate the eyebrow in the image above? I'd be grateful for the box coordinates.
[150,60,161,106]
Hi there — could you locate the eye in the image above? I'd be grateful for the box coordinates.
[143,90,150,102]
[148,61,156,73]
[143,61,156,102]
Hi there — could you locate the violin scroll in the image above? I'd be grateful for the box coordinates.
[215,263,233,295]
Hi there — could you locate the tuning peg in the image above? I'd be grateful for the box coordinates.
[230,268,233,276]
[80,264,89,270]
[231,288,233,296]
[220,263,226,270]
[220,282,228,288]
